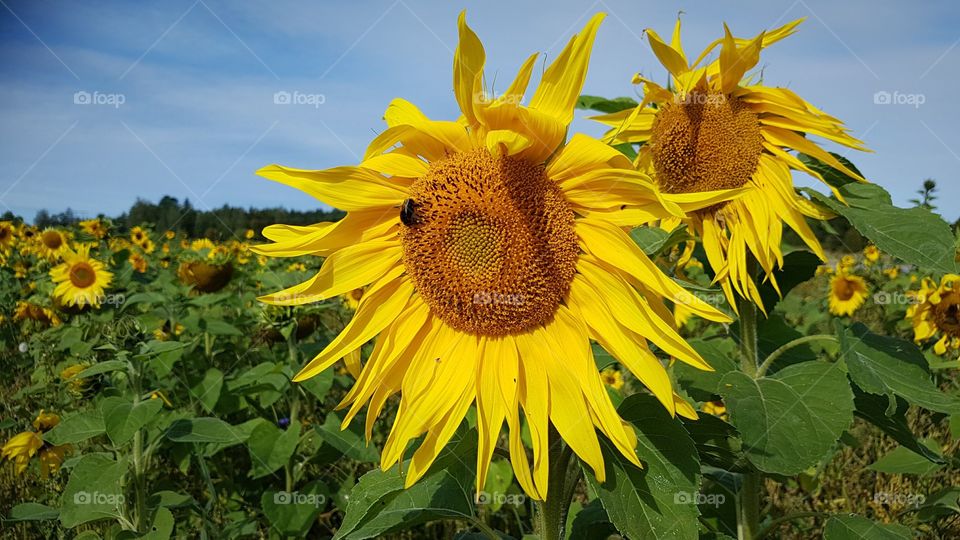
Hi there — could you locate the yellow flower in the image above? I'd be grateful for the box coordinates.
[130,226,149,245]
[883,266,900,280]
[149,390,173,407]
[245,229,255,239]
[0,220,16,254]
[138,238,156,254]
[37,228,71,261]
[79,218,108,239]
[907,274,960,356]
[50,244,114,308]
[597,18,867,313]
[600,368,624,390]
[129,252,148,273]
[863,245,880,264]
[840,255,856,272]
[60,364,91,394]
[1,411,69,477]
[164,230,176,240]
[343,288,364,310]
[13,261,30,279]
[829,269,869,316]
[286,262,307,273]
[701,400,728,419]
[13,301,61,326]
[253,12,730,500]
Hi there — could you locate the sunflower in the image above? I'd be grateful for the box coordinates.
[829,267,869,316]
[50,244,114,308]
[130,226,148,245]
[596,18,868,312]
[1,411,70,477]
[13,300,61,326]
[908,274,960,356]
[254,12,732,499]
[0,220,16,254]
[863,245,880,264]
[60,363,92,395]
[129,252,148,273]
[599,367,625,390]
[79,218,108,239]
[37,228,70,261]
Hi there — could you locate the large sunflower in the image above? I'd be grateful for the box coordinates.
[254,13,732,499]
[908,274,960,356]
[50,244,113,308]
[595,18,868,312]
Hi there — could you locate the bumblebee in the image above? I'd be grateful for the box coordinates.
[400,198,421,227]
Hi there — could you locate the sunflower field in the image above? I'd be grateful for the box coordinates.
[3,11,960,540]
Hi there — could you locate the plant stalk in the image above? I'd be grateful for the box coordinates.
[737,257,762,540]
[534,429,578,540]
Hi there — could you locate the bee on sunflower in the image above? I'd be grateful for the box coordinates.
[254,12,735,499]
[1,411,71,477]
[595,17,868,313]
[907,274,960,356]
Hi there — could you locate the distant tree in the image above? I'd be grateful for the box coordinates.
[909,179,938,211]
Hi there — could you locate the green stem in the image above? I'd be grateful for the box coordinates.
[534,429,577,540]
[755,335,838,378]
[737,258,761,540]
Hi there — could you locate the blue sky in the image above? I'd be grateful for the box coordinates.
[1,0,958,221]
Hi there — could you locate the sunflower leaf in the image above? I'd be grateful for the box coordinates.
[852,388,945,464]
[585,393,700,540]
[59,453,129,528]
[839,322,960,414]
[719,360,854,476]
[575,95,638,114]
[822,514,913,540]
[801,180,958,275]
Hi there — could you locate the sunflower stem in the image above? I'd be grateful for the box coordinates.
[755,334,838,378]
[535,429,576,540]
[737,257,762,540]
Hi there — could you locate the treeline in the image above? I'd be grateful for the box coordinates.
[1,196,345,239]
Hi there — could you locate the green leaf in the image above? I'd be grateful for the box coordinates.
[593,343,617,371]
[203,318,243,336]
[71,360,129,380]
[333,426,477,540]
[674,338,738,402]
[100,397,163,446]
[758,250,821,311]
[576,95,638,114]
[166,417,245,444]
[630,224,689,257]
[299,369,333,401]
[248,421,302,478]
[261,480,328,536]
[585,394,700,540]
[803,180,958,274]
[191,368,224,413]
[568,499,616,540]
[44,410,106,446]
[840,322,960,414]
[314,413,379,463]
[822,514,913,539]
[719,361,854,475]
[681,414,746,472]
[852,388,945,464]
[60,453,129,528]
[869,439,943,475]
[7,502,59,522]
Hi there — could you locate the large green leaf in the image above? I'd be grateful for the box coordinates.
[247,421,301,478]
[585,394,700,540]
[166,417,246,444]
[719,361,853,475]
[333,426,477,540]
[840,323,960,414]
[261,480,328,536]
[314,413,379,463]
[822,514,913,539]
[803,180,958,274]
[868,439,943,476]
[44,410,106,446]
[100,397,163,446]
[60,453,129,528]
[674,338,738,402]
[7,503,59,522]
[191,368,224,413]
[852,388,945,464]
[576,95,638,114]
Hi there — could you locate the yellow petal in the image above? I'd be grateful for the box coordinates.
[453,11,485,125]
[257,165,409,211]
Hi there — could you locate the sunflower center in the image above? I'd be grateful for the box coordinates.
[69,262,96,288]
[400,148,578,336]
[42,230,63,250]
[934,293,960,337]
[832,277,858,301]
[650,92,762,194]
